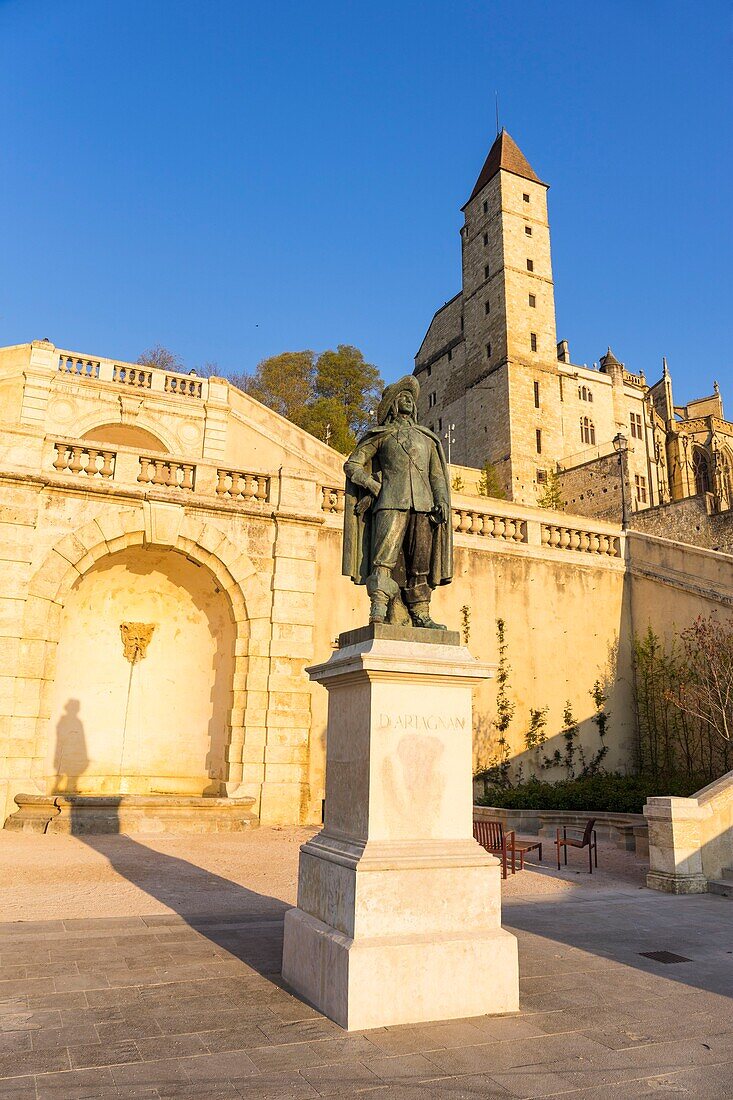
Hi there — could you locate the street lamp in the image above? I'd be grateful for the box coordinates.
[443,423,456,466]
[612,432,629,528]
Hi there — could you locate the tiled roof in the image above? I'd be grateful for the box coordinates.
[465,130,544,204]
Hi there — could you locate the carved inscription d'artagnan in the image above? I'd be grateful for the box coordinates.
[378,713,466,731]
[120,622,156,664]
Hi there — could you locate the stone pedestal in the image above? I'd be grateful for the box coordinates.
[282,624,519,1031]
[644,796,709,894]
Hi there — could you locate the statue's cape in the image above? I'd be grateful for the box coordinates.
[341,422,453,587]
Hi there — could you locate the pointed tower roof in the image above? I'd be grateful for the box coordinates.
[599,346,622,371]
[464,129,546,206]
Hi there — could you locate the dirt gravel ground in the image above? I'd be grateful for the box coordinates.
[0,826,647,923]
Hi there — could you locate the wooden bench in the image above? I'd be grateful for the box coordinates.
[473,819,515,878]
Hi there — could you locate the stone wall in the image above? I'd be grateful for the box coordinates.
[3,341,733,829]
[629,495,733,554]
[556,449,627,522]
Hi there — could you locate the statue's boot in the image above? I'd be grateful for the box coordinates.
[408,601,447,630]
[366,567,398,625]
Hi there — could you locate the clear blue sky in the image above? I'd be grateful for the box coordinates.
[1,1,730,403]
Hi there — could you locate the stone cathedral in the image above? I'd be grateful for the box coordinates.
[0,133,732,833]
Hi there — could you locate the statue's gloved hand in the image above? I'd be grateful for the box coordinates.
[355,495,373,517]
[433,501,451,525]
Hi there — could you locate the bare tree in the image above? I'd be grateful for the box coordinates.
[137,345,183,371]
[671,614,733,743]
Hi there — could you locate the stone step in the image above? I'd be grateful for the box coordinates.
[4,792,258,835]
[708,878,733,897]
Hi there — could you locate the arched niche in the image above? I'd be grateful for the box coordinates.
[81,423,168,452]
[45,545,236,797]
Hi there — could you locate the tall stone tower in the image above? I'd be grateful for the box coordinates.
[415,130,562,501]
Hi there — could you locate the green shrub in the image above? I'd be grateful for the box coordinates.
[476,772,701,815]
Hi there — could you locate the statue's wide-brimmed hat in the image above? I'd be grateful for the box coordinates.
[376,375,420,424]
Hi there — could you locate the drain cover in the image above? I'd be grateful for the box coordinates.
[639,950,692,964]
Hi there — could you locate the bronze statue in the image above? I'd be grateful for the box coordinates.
[342,375,453,628]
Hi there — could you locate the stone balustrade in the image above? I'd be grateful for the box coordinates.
[318,487,622,561]
[453,508,527,543]
[113,364,153,389]
[55,349,209,402]
[137,456,196,491]
[49,437,275,506]
[321,485,345,513]
[52,440,116,479]
[216,469,270,502]
[164,374,203,399]
[541,522,621,558]
[57,354,101,380]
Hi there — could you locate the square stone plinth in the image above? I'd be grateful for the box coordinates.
[281,634,519,1030]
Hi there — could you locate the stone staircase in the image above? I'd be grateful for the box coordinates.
[708,868,733,897]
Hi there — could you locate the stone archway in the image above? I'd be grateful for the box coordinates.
[20,504,273,805]
[46,545,236,797]
[81,423,169,452]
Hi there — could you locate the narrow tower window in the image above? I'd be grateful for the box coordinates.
[483,232,488,246]
[484,264,490,279]
[526,258,534,271]
[533,380,540,408]
[529,293,536,308]
[523,193,530,203]
[536,429,542,454]
[483,199,488,213]
[530,333,538,352]
[525,226,532,236]
[428,392,437,408]
[485,343,492,359]
[484,300,490,315]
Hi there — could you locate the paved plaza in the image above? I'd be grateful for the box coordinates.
[0,829,732,1099]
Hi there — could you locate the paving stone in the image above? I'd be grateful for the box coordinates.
[52,972,111,993]
[300,1058,382,1095]
[0,920,67,936]
[0,1029,32,1054]
[360,1027,435,1057]
[182,1048,260,1082]
[31,1025,99,1050]
[202,1025,272,1053]
[33,1066,116,1099]
[26,990,89,1011]
[0,1074,42,1098]
[257,1016,344,1045]
[111,1055,190,1089]
[68,1037,142,1069]
[364,1052,441,1081]
[1,1009,63,1032]
[0,1046,71,1077]
[0,976,55,998]
[230,1073,321,1098]
[95,1018,163,1043]
[135,1030,209,1060]
[239,1042,322,1073]
[305,1034,384,1066]
[424,1037,554,1077]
